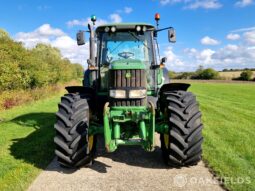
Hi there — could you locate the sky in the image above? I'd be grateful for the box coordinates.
[1,0,255,72]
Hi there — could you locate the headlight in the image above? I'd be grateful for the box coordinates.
[129,89,146,98]
[110,90,126,98]
[105,27,110,32]
[136,25,141,32]
[111,26,116,32]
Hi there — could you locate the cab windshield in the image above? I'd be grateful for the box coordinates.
[99,31,154,66]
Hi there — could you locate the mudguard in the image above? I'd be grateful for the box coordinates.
[65,86,95,95]
[65,86,96,113]
[158,83,191,111]
[160,83,190,93]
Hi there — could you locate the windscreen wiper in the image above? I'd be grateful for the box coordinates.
[109,41,124,54]
[128,31,150,50]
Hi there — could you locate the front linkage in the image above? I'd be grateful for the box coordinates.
[103,103,156,152]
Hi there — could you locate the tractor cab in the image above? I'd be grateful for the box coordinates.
[96,24,156,91]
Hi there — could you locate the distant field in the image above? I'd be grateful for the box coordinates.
[219,71,255,80]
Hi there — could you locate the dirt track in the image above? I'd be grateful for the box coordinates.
[28,135,223,191]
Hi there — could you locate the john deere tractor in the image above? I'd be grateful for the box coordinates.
[54,14,203,168]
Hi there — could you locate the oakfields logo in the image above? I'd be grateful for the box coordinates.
[173,174,188,187]
[173,174,251,187]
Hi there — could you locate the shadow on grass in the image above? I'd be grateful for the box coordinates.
[9,113,171,173]
[10,112,56,169]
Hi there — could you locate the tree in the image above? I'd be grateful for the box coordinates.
[72,63,84,78]
[168,71,176,79]
[240,70,253,81]
[197,65,204,72]
[0,29,10,39]
[192,68,219,80]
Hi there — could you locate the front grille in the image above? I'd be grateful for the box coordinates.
[109,69,147,106]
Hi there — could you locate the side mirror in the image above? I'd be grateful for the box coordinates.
[150,57,167,70]
[161,57,167,64]
[76,31,85,46]
[168,28,176,43]
[87,59,92,65]
[160,57,167,68]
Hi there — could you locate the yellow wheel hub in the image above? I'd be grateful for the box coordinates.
[88,135,94,152]
[164,134,169,149]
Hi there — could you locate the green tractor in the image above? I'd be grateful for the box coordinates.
[54,14,203,168]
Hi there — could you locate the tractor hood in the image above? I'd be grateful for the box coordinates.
[110,59,146,70]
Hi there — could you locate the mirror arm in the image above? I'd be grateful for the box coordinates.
[150,65,160,70]
[155,26,174,33]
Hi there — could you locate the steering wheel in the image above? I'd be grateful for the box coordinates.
[118,52,134,59]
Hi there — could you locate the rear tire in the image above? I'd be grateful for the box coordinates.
[54,93,96,168]
[159,90,203,167]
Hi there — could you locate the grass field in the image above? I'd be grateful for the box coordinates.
[0,96,59,191]
[0,82,254,191]
[189,82,255,191]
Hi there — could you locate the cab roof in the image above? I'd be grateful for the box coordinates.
[96,23,155,33]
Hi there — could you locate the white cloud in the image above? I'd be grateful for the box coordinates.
[231,26,255,33]
[15,24,89,66]
[37,5,51,11]
[160,0,169,5]
[117,6,133,14]
[67,12,124,28]
[226,33,240,40]
[184,0,222,9]
[160,0,183,6]
[183,44,255,71]
[163,46,185,70]
[211,44,255,66]
[201,36,220,45]
[184,48,215,65]
[67,18,107,28]
[67,6,131,28]
[160,0,222,9]
[66,19,87,27]
[109,13,122,23]
[15,24,65,48]
[163,46,217,71]
[51,35,89,65]
[235,0,254,7]
[163,26,255,71]
[199,49,215,63]
[124,7,133,14]
[244,30,255,45]
[36,24,64,36]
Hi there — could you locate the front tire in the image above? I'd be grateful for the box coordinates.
[160,90,203,167]
[54,93,96,168]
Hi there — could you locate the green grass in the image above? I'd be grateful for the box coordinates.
[0,96,60,191]
[189,82,255,191]
[0,82,254,191]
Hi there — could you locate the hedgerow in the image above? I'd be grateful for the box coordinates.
[0,29,83,91]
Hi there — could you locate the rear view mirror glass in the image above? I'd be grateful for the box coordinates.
[168,28,176,43]
[76,31,85,46]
